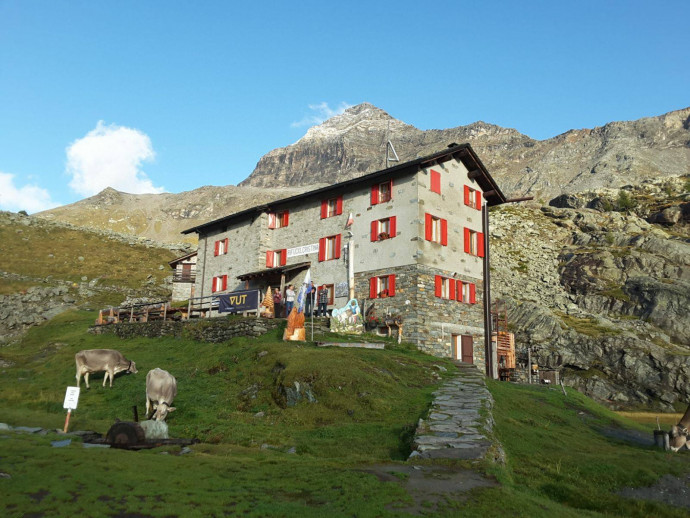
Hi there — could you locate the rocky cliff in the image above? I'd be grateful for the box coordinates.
[491,176,690,410]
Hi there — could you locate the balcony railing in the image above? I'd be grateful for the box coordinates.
[172,272,196,283]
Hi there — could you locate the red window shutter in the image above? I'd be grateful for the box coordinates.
[477,232,485,258]
[425,213,432,241]
[464,185,470,206]
[435,275,442,298]
[268,213,275,229]
[369,278,377,299]
[371,220,378,242]
[464,227,471,253]
[388,275,396,296]
[283,211,289,226]
[475,190,482,211]
[211,278,216,293]
[335,234,342,259]
[266,251,274,268]
[222,275,227,291]
[336,196,343,215]
[280,249,287,266]
[318,238,326,262]
[449,279,456,300]
[389,216,397,238]
[224,238,229,253]
[441,218,448,246]
[430,170,441,194]
[371,184,379,205]
[214,241,219,256]
[321,200,328,219]
[470,283,476,304]
[456,280,463,302]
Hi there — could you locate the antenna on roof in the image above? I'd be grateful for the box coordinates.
[385,121,400,169]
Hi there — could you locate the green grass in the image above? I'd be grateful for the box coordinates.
[556,312,622,337]
[1,311,689,516]
[0,213,176,306]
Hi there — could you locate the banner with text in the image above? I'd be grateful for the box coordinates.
[218,290,261,314]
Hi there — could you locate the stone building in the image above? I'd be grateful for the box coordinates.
[182,144,507,370]
[169,251,197,301]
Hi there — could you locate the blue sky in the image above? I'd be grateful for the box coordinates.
[1,0,688,213]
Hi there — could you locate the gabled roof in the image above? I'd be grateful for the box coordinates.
[168,250,197,266]
[182,143,506,235]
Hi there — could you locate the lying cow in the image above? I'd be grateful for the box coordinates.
[146,368,177,421]
[75,349,138,389]
[669,403,690,452]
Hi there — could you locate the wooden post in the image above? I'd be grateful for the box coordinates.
[130,305,134,322]
[162,303,167,322]
[97,310,103,325]
[63,409,72,433]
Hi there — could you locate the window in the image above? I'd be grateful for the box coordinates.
[265,249,287,268]
[434,276,476,304]
[434,275,456,300]
[321,196,343,218]
[424,213,447,245]
[268,210,289,229]
[318,234,341,261]
[464,185,482,210]
[371,179,393,205]
[369,275,396,299]
[214,238,229,256]
[212,275,227,293]
[430,169,441,194]
[459,281,477,304]
[370,216,397,241]
[464,228,485,257]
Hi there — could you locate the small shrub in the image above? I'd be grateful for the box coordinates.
[617,190,637,211]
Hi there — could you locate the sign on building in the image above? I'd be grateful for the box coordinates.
[218,289,261,314]
[286,243,319,258]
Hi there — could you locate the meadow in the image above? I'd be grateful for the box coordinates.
[0,311,688,517]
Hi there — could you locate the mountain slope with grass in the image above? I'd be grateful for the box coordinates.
[0,210,183,344]
[0,311,689,516]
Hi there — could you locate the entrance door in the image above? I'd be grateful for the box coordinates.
[460,334,474,364]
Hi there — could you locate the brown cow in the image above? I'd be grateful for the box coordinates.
[669,403,690,452]
[145,368,177,421]
[75,349,138,388]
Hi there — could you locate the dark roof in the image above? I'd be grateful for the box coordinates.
[168,250,197,267]
[182,143,506,235]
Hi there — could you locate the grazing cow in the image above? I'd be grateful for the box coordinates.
[669,403,690,452]
[146,368,177,421]
[75,349,138,389]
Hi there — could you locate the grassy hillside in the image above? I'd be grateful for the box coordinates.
[0,311,688,516]
[0,211,177,306]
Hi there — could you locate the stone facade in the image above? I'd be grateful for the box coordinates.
[184,146,506,369]
[356,264,485,368]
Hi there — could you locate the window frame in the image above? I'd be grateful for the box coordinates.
[214,238,229,256]
[370,216,397,241]
[211,274,228,293]
[369,274,396,299]
[268,210,290,229]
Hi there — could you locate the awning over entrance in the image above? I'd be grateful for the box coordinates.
[236,261,311,281]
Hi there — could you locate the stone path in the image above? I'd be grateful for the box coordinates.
[410,362,502,461]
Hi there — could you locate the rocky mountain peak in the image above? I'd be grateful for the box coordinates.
[298,102,415,143]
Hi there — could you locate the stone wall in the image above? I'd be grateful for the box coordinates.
[90,316,331,343]
[355,263,486,370]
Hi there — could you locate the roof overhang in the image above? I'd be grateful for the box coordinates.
[236,261,311,281]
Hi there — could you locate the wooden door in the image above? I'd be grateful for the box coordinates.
[460,334,474,364]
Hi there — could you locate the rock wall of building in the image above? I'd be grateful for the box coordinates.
[355,263,485,370]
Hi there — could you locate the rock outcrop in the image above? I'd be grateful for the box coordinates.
[491,178,690,409]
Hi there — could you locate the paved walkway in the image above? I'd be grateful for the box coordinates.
[410,362,501,461]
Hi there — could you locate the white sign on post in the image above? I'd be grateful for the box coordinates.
[63,386,80,410]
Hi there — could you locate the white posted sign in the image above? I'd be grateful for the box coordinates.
[63,386,80,410]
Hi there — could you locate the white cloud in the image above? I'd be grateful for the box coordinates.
[66,121,165,197]
[0,172,60,214]
[291,101,353,128]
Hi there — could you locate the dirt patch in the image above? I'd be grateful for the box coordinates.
[618,473,690,510]
[595,424,654,447]
[361,463,497,515]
